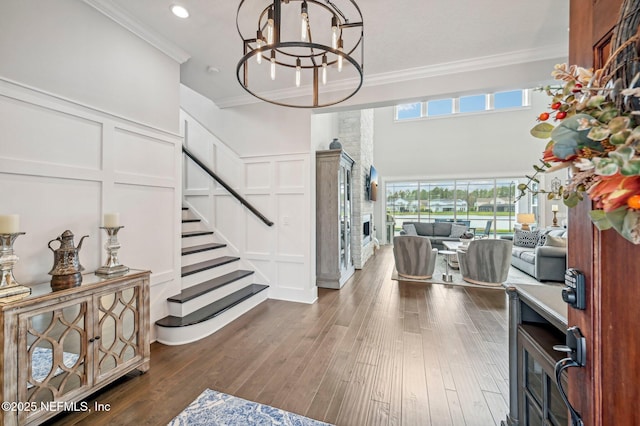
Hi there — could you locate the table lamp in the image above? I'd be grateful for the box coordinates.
[517,213,535,231]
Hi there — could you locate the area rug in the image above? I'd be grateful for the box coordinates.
[391,254,541,289]
[168,389,333,426]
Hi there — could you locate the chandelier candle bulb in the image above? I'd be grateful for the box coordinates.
[0,215,19,234]
[267,8,274,45]
[296,58,301,87]
[301,1,308,41]
[103,213,120,228]
[322,54,327,85]
[256,31,263,64]
[338,38,344,72]
[331,16,338,49]
[270,51,276,80]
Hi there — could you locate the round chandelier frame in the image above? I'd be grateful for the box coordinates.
[236,0,364,108]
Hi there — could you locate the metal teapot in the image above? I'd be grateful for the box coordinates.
[48,230,89,288]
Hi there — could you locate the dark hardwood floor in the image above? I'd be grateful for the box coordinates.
[49,246,509,425]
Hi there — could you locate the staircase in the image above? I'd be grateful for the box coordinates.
[155,207,269,345]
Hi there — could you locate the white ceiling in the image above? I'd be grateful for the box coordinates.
[87,0,570,109]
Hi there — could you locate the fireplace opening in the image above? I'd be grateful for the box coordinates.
[363,214,372,245]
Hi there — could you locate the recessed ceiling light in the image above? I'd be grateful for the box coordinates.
[207,66,220,74]
[171,5,189,19]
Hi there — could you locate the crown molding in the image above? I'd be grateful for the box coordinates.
[364,44,568,87]
[215,44,567,109]
[83,0,191,64]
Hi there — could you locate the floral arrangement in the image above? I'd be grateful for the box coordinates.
[519,63,640,244]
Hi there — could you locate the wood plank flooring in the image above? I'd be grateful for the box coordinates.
[47,246,509,426]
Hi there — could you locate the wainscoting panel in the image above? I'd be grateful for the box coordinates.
[246,161,271,190]
[184,118,215,191]
[112,183,176,283]
[0,79,182,340]
[114,127,175,179]
[244,194,272,255]
[276,159,306,189]
[0,173,102,285]
[0,93,102,170]
[276,194,306,256]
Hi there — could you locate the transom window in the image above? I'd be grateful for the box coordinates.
[394,89,530,121]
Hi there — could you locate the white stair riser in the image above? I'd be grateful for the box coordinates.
[181,209,192,220]
[156,291,268,346]
[181,221,204,233]
[181,261,241,288]
[181,247,230,266]
[167,275,255,317]
[181,233,215,247]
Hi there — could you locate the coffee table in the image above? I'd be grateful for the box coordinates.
[442,241,469,269]
[439,250,456,282]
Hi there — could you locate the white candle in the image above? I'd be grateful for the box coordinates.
[103,213,120,228]
[551,204,559,212]
[0,214,20,234]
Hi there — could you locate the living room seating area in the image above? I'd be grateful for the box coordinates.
[510,228,567,282]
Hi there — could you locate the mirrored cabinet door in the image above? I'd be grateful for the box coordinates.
[18,299,91,425]
[94,283,143,383]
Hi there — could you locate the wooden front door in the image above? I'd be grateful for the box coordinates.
[567,1,640,424]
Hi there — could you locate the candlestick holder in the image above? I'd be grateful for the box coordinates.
[0,232,31,299]
[96,226,129,276]
[552,211,558,227]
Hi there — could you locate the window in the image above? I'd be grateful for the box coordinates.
[495,90,525,109]
[395,102,421,120]
[427,99,453,116]
[459,94,487,113]
[394,89,529,122]
[386,178,521,237]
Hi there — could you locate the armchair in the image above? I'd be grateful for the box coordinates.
[457,239,512,286]
[393,236,438,279]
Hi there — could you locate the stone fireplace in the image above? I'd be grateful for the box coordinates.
[338,109,375,269]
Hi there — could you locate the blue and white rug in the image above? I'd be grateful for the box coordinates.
[168,389,333,426]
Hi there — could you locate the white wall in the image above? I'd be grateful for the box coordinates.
[0,0,182,342]
[0,0,180,133]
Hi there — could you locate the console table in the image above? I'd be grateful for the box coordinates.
[0,269,150,426]
[503,283,568,426]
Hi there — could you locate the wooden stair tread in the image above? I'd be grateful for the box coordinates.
[182,207,188,210]
[181,243,226,256]
[181,256,239,277]
[168,270,254,303]
[181,218,200,223]
[181,230,214,238]
[155,284,269,328]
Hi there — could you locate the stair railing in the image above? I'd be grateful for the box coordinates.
[182,145,274,227]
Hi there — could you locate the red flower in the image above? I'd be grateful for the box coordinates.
[587,174,640,212]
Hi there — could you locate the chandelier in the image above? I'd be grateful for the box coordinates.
[236,0,364,108]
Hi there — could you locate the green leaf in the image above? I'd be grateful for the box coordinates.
[592,158,619,176]
[608,116,631,133]
[530,122,554,139]
[586,95,606,108]
[620,159,640,176]
[564,192,580,208]
[587,126,610,141]
[589,209,613,230]
[517,183,527,191]
[604,208,640,244]
[598,108,619,123]
[551,114,595,159]
[610,129,631,145]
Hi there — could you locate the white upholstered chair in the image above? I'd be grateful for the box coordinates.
[393,236,438,279]
[457,239,512,286]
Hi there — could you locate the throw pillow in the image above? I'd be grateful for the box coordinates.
[449,223,468,238]
[513,229,539,248]
[402,224,418,236]
[544,235,567,247]
[537,230,550,246]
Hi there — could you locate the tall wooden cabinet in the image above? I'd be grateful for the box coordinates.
[316,149,355,289]
[0,270,150,426]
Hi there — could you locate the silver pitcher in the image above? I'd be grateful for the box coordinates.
[48,230,89,288]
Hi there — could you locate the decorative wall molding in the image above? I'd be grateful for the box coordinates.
[82,0,191,64]
[0,80,182,331]
[215,44,568,108]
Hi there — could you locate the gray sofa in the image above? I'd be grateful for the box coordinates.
[400,221,470,250]
[510,228,567,282]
